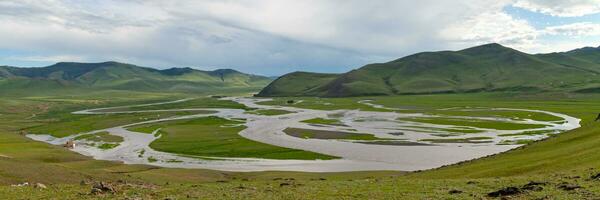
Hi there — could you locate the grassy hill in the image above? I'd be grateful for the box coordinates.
[257,43,600,97]
[0,61,272,95]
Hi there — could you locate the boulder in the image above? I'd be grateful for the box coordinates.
[487,187,521,197]
[91,182,116,194]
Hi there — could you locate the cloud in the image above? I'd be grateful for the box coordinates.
[6,55,86,63]
[0,0,597,75]
[513,0,600,17]
[441,11,538,50]
[542,22,600,36]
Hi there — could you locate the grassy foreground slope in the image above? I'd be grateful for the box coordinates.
[258,43,600,97]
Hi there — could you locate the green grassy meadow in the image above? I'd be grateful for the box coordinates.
[300,117,346,126]
[245,109,294,116]
[283,127,383,140]
[3,91,600,198]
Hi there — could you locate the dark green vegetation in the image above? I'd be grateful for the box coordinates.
[127,117,336,160]
[74,132,123,143]
[74,131,124,149]
[301,117,345,126]
[283,128,382,140]
[420,137,494,144]
[430,108,564,122]
[258,43,600,97]
[399,116,549,130]
[259,97,386,111]
[0,61,272,95]
[103,97,248,111]
[499,130,557,137]
[245,109,294,116]
[355,140,432,146]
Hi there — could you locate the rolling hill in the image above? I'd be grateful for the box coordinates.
[0,61,273,95]
[257,43,600,97]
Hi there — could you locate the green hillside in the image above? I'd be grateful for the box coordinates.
[257,72,339,96]
[0,61,272,95]
[257,43,600,97]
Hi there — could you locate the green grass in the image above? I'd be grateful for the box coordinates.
[127,125,162,134]
[25,111,202,138]
[399,117,549,130]
[498,130,557,137]
[283,128,383,140]
[129,116,337,160]
[111,97,249,111]
[420,137,494,144]
[73,131,123,143]
[403,125,484,134]
[245,109,294,116]
[301,118,345,126]
[427,109,564,122]
[2,172,600,199]
[258,97,387,111]
[97,143,120,149]
[498,139,535,145]
[147,156,158,163]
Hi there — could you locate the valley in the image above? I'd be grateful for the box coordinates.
[2,91,600,198]
[26,95,580,172]
[5,1,600,198]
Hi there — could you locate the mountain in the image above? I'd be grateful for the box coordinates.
[0,61,273,94]
[257,43,600,97]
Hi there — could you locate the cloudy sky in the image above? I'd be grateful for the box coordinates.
[1,0,600,75]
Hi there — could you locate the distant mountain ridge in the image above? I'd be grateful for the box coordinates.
[0,61,273,94]
[257,43,600,97]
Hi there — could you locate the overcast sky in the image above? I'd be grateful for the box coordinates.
[1,0,600,75]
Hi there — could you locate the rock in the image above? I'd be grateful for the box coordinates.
[448,189,463,194]
[557,183,581,191]
[34,183,47,189]
[466,181,477,185]
[521,181,546,191]
[591,173,600,180]
[487,187,521,197]
[92,182,116,194]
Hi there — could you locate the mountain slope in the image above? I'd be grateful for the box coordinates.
[256,72,339,97]
[257,43,600,97]
[0,61,272,94]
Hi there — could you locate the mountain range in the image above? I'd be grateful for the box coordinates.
[0,61,272,95]
[257,43,600,97]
